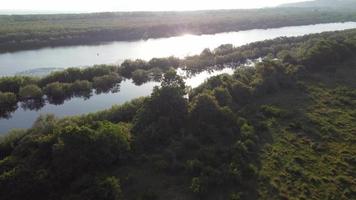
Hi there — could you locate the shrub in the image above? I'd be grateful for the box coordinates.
[131,69,150,85]
[69,80,92,97]
[0,92,17,111]
[0,129,26,159]
[214,44,234,55]
[260,105,285,118]
[84,97,145,123]
[82,65,117,81]
[44,82,67,99]
[93,73,122,93]
[19,84,43,100]
[120,59,148,78]
[148,56,180,70]
[0,76,37,93]
[149,67,163,81]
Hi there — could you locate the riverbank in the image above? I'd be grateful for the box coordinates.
[1,7,356,52]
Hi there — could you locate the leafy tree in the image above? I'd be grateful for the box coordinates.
[52,122,130,180]
[132,71,188,150]
[229,81,252,106]
[189,93,222,126]
[213,87,233,107]
[189,93,236,140]
[161,69,186,94]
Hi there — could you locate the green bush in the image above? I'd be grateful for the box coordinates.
[93,73,122,93]
[0,92,17,110]
[120,59,148,78]
[39,65,117,86]
[0,76,38,93]
[148,56,180,70]
[19,84,43,100]
[131,69,150,85]
[213,87,233,107]
[260,105,285,118]
[149,67,164,81]
[68,80,93,97]
[0,129,26,159]
[43,82,67,99]
[52,122,130,179]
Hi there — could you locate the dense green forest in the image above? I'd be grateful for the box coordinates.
[1,7,356,52]
[0,27,355,199]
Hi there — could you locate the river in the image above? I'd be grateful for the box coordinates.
[1,22,356,134]
[1,22,356,76]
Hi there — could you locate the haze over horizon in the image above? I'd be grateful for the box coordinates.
[0,0,308,14]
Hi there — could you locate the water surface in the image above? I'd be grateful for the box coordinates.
[1,22,356,76]
[0,68,234,134]
[1,22,356,134]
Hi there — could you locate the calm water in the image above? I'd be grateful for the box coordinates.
[1,22,356,76]
[1,22,356,134]
[0,68,234,134]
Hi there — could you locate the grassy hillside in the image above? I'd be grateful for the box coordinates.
[1,7,356,52]
[256,59,356,199]
[0,29,355,200]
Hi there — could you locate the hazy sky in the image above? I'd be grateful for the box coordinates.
[1,0,308,13]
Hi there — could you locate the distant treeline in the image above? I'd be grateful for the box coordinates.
[1,7,356,52]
